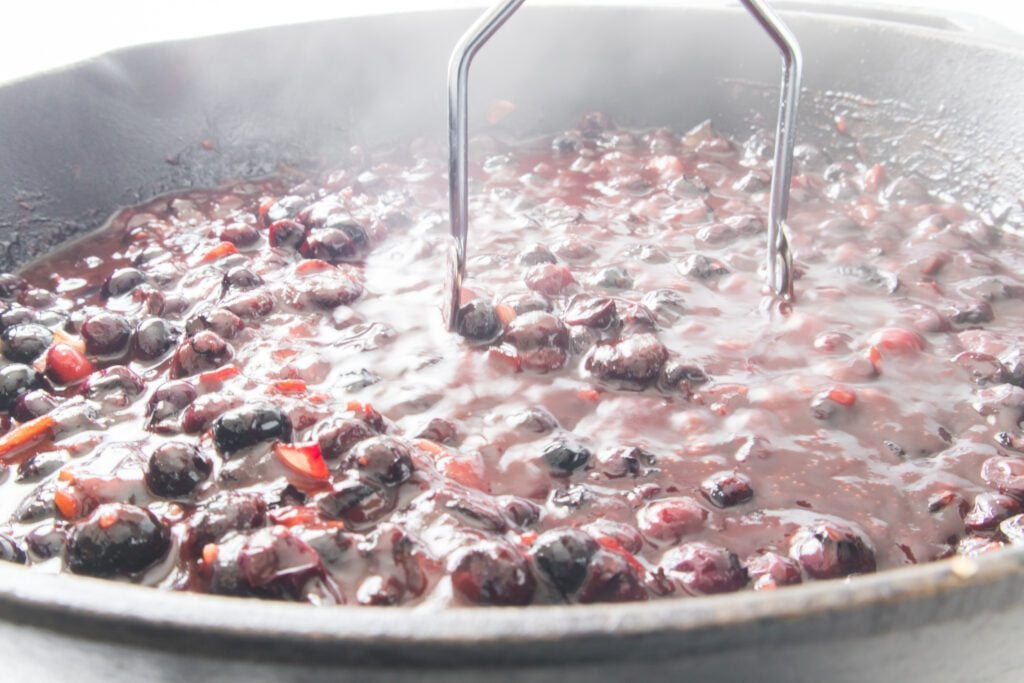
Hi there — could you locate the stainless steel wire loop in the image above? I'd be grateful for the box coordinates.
[446,0,802,330]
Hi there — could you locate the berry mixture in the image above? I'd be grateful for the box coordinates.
[0,113,1023,607]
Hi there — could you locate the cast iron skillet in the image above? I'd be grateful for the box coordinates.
[1,4,1023,681]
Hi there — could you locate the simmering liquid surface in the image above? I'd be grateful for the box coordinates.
[1,114,1023,606]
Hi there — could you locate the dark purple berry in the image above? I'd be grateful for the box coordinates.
[147,380,197,432]
[0,306,35,332]
[964,492,1021,531]
[343,436,413,487]
[268,219,306,249]
[16,450,67,483]
[700,471,754,508]
[585,334,668,385]
[0,532,26,564]
[212,403,292,454]
[449,541,535,606]
[219,222,260,247]
[530,528,598,596]
[83,365,146,405]
[12,389,59,421]
[186,492,266,553]
[0,273,27,300]
[519,243,557,265]
[302,222,369,264]
[542,437,591,476]
[317,479,396,528]
[66,504,169,577]
[596,446,656,478]
[504,311,569,372]
[81,312,132,356]
[576,550,647,603]
[563,296,618,328]
[457,300,500,342]
[222,267,264,292]
[2,323,52,363]
[315,417,376,460]
[134,317,179,360]
[0,364,39,410]
[789,523,877,579]
[103,268,146,297]
[171,330,233,378]
[146,441,212,498]
[661,542,747,594]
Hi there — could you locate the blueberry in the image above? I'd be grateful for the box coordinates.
[542,437,591,476]
[457,300,500,342]
[222,267,264,292]
[317,478,396,528]
[146,380,197,433]
[679,253,728,280]
[449,541,536,606]
[563,296,618,329]
[576,549,647,603]
[185,307,244,340]
[0,306,35,332]
[592,267,633,290]
[146,442,212,498]
[182,393,243,434]
[302,223,369,264]
[503,311,569,372]
[642,289,687,325]
[12,389,59,422]
[80,312,132,356]
[212,403,292,454]
[219,223,260,247]
[660,361,709,391]
[134,317,179,360]
[964,492,1021,531]
[185,492,266,554]
[0,273,27,300]
[2,323,53,363]
[789,523,877,579]
[24,523,65,561]
[585,334,668,385]
[83,366,146,405]
[16,450,67,483]
[0,532,26,564]
[103,267,146,297]
[66,504,169,577]
[0,364,39,410]
[700,471,754,508]
[315,417,376,460]
[223,290,274,320]
[235,528,328,600]
[170,330,234,378]
[343,436,413,486]
[530,528,598,596]
[595,446,656,478]
[661,542,747,594]
[264,195,308,225]
[268,219,306,249]
[414,417,458,445]
[519,243,557,266]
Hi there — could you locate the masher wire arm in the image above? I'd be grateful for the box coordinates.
[740,0,803,300]
[446,0,802,330]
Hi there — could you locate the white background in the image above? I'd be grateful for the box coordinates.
[0,1,1021,83]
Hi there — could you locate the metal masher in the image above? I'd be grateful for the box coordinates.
[444,0,803,331]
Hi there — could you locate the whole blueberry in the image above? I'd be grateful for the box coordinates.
[2,323,53,363]
[213,403,292,454]
[530,528,598,596]
[457,300,501,342]
[542,438,591,476]
[450,541,536,606]
[80,312,132,356]
[66,504,169,577]
[134,317,179,360]
[103,268,146,297]
[0,364,39,410]
[146,441,212,498]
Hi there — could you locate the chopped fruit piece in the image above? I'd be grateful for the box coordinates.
[827,387,857,407]
[202,543,219,564]
[199,241,238,263]
[198,364,240,385]
[0,414,55,462]
[54,488,80,520]
[272,379,307,394]
[45,343,93,384]
[274,442,329,481]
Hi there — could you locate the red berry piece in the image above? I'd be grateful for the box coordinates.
[637,497,708,542]
[788,523,876,579]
